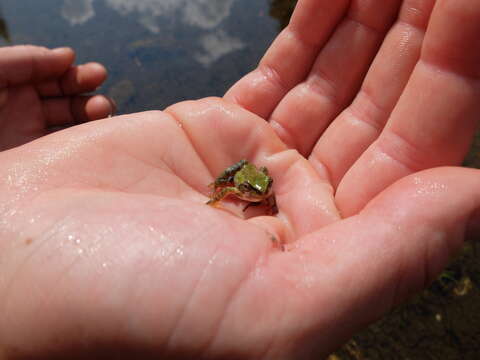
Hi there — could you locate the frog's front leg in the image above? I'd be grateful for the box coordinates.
[263,194,278,215]
[242,194,278,214]
[242,201,261,212]
[212,159,248,187]
[206,186,242,206]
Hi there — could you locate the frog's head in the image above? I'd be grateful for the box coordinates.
[249,172,272,194]
[234,163,272,195]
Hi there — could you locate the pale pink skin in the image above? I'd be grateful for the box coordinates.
[1,0,480,359]
[0,45,114,151]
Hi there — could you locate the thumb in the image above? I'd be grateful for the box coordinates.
[275,167,479,357]
[358,166,479,300]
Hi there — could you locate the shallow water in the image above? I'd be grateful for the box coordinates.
[0,0,281,114]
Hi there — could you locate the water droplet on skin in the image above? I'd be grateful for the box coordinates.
[68,234,82,246]
[5,209,17,217]
[77,248,84,255]
[101,262,108,268]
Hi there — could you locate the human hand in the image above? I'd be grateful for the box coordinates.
[226,0,480,216]
[1,0,480,359]
[0,96,479,359]
[0,45,114,151]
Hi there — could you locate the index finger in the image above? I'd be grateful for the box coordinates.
[336,0,480,216]
[224,0,349,119]
[0,45,75,88]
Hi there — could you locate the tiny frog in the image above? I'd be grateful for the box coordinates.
[207,159,277,214]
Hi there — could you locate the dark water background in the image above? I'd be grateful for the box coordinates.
[1,1,479,359]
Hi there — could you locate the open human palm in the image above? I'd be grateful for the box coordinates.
[1,0,480,359]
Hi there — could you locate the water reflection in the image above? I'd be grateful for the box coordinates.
[182,0,235,29]
[60,0,235,32]
[105,0,179,17]
[194,30,244,67]
[60,0,243,67]
[59,0,296,33]
[61,0,95,26]
[95,0,235,32]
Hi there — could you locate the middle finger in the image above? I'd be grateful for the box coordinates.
[310,0,436,187]
[269,0,402,156]
[36,63,107,97]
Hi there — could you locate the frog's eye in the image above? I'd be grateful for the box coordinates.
[238,183,252,192]
[259,166,269,175]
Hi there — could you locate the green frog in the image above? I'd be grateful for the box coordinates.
[207,159,277,214]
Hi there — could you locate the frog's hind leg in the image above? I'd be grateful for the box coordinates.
[206,187,241,206]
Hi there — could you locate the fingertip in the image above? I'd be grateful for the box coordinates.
[52,46,74,55]
[86,62,108,84]
[85,95,116,120]
[61,62,108,95]
[51,47,76,66]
